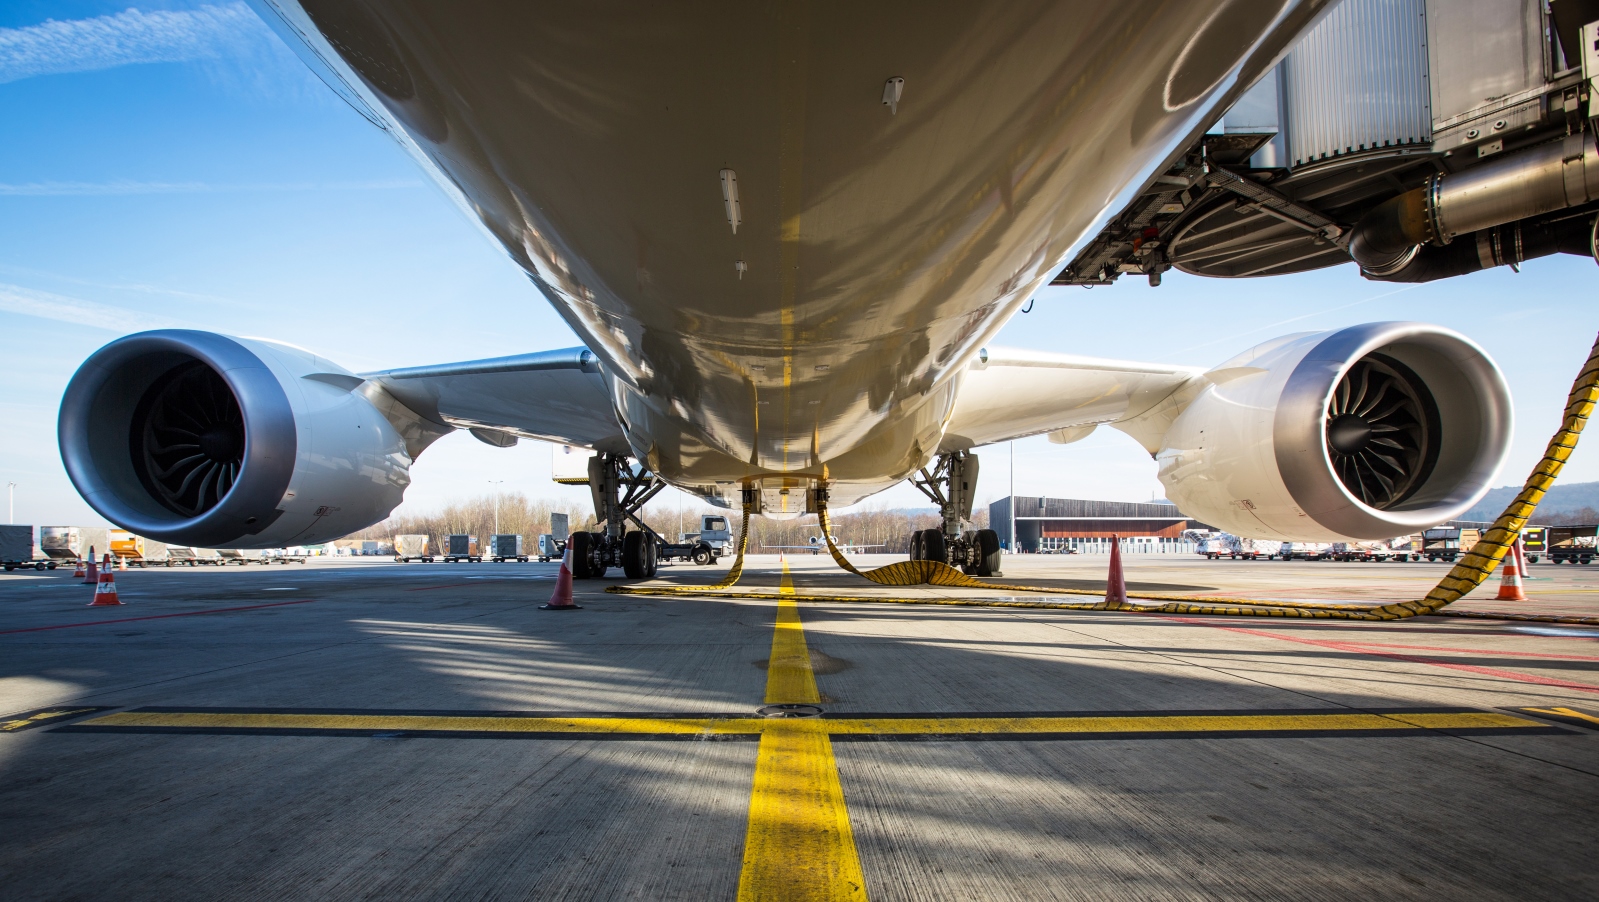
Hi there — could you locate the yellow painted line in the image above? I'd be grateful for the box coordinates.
[764,564,819,705]
[1524,706,1599,726]
[816,711,1545,736]
[740,561,868,901]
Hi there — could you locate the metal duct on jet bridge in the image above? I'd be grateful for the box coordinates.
[1349,132,1599,275]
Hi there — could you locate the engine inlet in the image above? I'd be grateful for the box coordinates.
[1325,354,1439,510]
[131,361,246,517]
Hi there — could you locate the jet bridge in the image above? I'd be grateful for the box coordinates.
[1057,0,1599,287]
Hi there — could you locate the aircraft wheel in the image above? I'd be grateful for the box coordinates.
[921,529,947,565]
[974,529,1002,576]
[622,532,650,578]
[908,531,923,561]
[569,532,596,579]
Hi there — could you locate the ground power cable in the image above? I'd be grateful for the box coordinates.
[613,329,1599,625]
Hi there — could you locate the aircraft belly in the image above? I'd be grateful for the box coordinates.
[279,0,1324,487]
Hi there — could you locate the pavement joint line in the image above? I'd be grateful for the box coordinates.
[0,600,317,635]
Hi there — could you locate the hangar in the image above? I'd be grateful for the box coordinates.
[990,496,1212,554]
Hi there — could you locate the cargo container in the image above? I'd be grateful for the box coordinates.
[216,549,262,565]
[1420,528,1480,562]
[1195,533,1278,560]
[1543,526,1598,565]
[1,525,54,571]
[167,546,223,567]
[110,529,168,567]
[442,534,481,563]
[1279,542,1334,561]
[489,534,527,562]
[394,534,431,562]
[40,527,111,563]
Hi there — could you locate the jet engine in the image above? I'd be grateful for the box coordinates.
[59,330,419,549]
[1156,323,1511,541]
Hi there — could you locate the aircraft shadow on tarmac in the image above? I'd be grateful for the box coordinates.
[1,566,1595,899]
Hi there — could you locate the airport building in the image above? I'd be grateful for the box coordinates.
[990,496,1211,554]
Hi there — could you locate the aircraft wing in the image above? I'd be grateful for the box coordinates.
[941,346,1205,454]
[361,347,630,454]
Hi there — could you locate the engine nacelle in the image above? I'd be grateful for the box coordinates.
[59,330,415,549]
[1157,323,1512,541]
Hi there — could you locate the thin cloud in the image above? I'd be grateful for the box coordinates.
[0,179,423,196]
[0,283,184,333]
[0,3,264,85]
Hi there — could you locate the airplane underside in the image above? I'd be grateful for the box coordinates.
[55,0,1599,579]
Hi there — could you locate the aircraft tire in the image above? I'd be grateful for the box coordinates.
[569,531,595,579]
[921,529,947,565]
[622,532,648,578]
[974,529,1002,576]
[909,531,923,561]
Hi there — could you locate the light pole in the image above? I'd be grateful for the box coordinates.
[1008,442,1015,553]
[488,480,504,535]
[6,482,14,525]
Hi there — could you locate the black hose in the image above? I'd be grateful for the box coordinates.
[1363,215,1597,283]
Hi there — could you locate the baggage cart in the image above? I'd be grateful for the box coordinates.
[393,535,431,562]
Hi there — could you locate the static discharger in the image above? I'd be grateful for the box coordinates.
[720,169,741,235]
[882,76,904,114]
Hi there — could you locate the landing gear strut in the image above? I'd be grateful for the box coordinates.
[569,453,668,579]
[907,451,1004,577]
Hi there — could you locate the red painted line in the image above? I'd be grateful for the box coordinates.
[1153,614,1599,695]
[1350,642,1599,663]
[0,600,316,635]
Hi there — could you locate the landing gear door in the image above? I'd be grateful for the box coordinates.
[954,454,979,523]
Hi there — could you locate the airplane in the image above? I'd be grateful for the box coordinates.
[56,1,1596,582]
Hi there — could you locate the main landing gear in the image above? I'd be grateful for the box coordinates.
[568,453,666,579]
[907,451,1004,577]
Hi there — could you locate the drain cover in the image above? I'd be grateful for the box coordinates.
[757,704,823,718]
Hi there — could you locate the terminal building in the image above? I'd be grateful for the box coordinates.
[989,496,1212,554]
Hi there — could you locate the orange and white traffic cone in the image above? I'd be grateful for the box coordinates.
[89,555,122,606]
[83,547,98,584]
[117,556,128,572]
[72,557,85,579]
[1105,534,1128,610]
[1495,542,1527,601]
[541,546,582,610]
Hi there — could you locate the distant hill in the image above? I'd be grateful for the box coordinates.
[1459,480,1599,523]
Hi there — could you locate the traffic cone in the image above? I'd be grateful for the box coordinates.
[89,555,122,606]
[1105,534,1128,610]
[1495,542,1527,601]
[541,546,582,610]
[83,547,98,584]
[72,557,85,579]
[117,556,128,572]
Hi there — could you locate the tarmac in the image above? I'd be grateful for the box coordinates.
[1,552,1596,900]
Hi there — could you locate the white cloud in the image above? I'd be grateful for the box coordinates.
[0,283,184,333]
[0,3,266,85]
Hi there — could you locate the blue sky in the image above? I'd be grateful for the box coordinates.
[3,2,1597,530]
